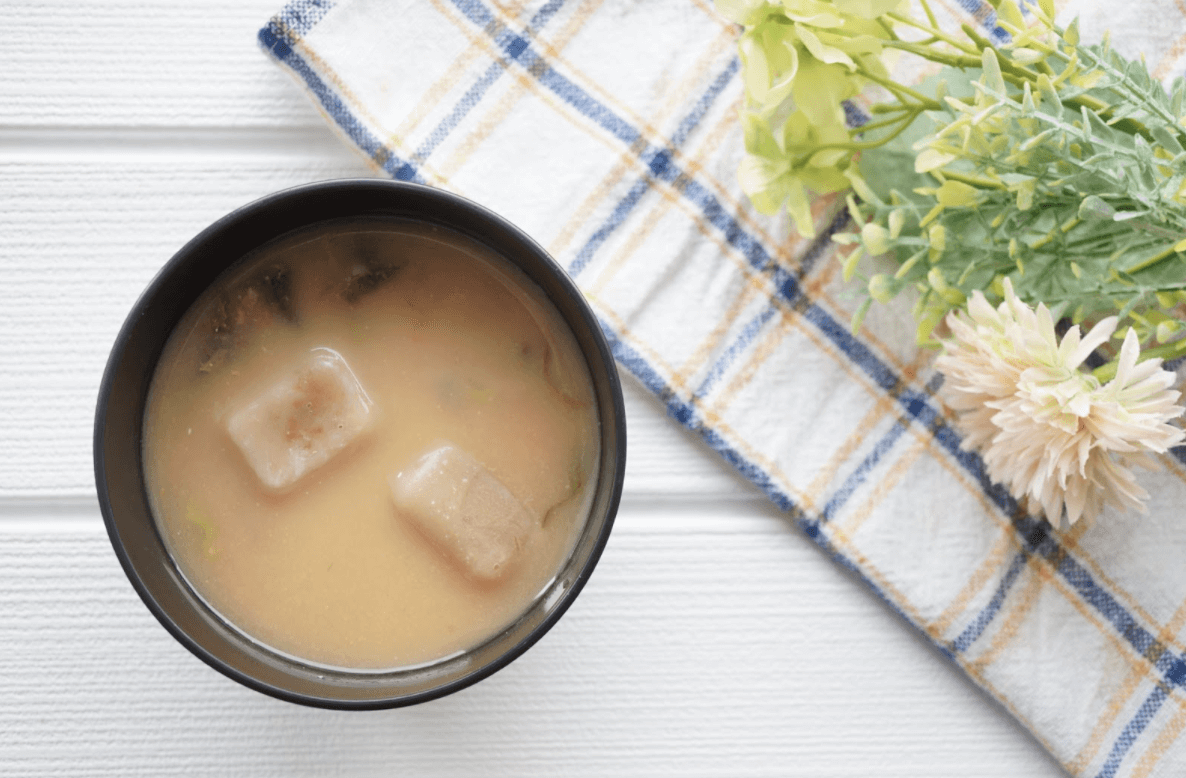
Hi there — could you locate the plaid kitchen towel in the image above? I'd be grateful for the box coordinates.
[259,0,1186,774]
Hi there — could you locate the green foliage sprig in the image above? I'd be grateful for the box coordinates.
[722,0,1186,369]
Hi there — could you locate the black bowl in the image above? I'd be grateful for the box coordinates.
[94,179,626,709]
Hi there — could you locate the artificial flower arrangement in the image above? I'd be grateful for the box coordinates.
[720,0,1186,526]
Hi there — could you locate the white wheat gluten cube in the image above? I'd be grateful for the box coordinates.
[227,347,373,491]
[389,443,534,582]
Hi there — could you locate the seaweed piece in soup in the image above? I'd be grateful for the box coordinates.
[330,231,402,304]
[195,264,296,373]
[254,262,295,321]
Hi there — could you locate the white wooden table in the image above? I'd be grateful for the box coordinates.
[1,2,1069,775]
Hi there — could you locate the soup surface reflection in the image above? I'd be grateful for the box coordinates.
[143,219,599,670]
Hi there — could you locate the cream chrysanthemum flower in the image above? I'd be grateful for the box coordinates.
[936,279,1185,526]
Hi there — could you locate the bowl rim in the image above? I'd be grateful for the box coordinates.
[93,178,626,709]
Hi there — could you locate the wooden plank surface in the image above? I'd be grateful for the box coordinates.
[0,500,1064,777]
[0,1,1069,775]
[3,1,321,128]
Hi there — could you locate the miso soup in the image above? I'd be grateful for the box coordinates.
[142,219,600,671]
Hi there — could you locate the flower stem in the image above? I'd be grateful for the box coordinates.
[917,0,939,29]
[940,170,1007,190]
[856,67,943,111]
[1124,244,1180,274]
[855,110,924,136]
[796,110,921,165]
[886,11,980,56]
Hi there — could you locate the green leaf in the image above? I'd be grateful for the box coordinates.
[1064,17,1080,47]
[795,23,855,69]
[935,180,981,208]
[813,29,884,57]
[784,178,816,237]
[981,48,1006,98]
[737,154,791,213]
[915,147,956,172]
[1036,74,1061,112]
[1079,195,1116,220]
[790,56,856,127]
[781,0,845,26]
[1152,125,1184,155]
[841,244,864,281]
[739,33,773,103]
[741,110,783,158]
[1082,105,1114,141]
[851,297,873,335]
[832,0,902,18]
[996,0,1025,29]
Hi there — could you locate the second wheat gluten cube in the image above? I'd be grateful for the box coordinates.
[390,443,534,582]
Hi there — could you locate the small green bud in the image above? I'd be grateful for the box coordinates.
[868,274,896,303]
[927,266,949,293]
[927,224,946,262]
[1157,320,1182,343]
[1010,48,1043,66]
[861,223,890,255]
[1014,178,1036,211]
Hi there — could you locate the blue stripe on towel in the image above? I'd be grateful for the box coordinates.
[814,373,941,526]
[818,421,910,524]
[1096,686,1169,778]
[690,208,849,403]
[277,0,337,37]
[412,0,567,164]
[258,20,426,183]
[693,306,777,399]
[952,0,1010,43]
[450,0,642,144]
[566,57,739,277]
[949,550,1030,653]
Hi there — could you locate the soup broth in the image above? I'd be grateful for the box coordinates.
[142,219,599,671]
